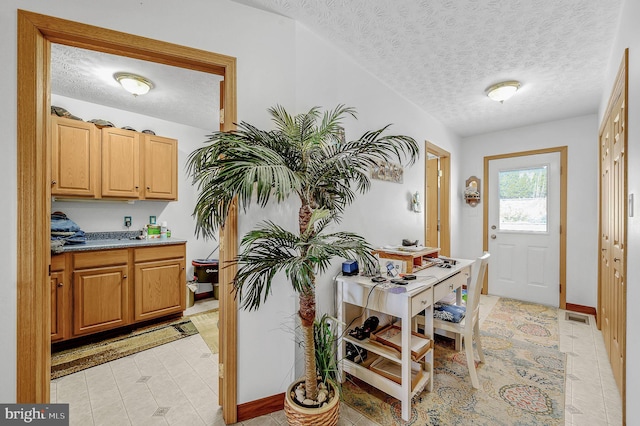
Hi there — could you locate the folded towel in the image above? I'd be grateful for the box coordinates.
[51,211,82,232]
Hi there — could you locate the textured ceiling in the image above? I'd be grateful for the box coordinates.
[236,0,623,136]
[51,1,623,137]
[50,44,223,131]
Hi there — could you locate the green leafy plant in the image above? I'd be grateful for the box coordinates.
[314,314,341,393]
[186,105,419,402]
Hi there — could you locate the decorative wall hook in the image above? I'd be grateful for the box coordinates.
[464,176,481,207]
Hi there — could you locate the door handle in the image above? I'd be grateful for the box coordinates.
[490,234,496,239]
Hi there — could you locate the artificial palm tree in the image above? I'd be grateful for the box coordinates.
[186,105,419,404]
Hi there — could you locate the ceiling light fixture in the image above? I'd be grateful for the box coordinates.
[485,80,521,103]
[113,72,154,96]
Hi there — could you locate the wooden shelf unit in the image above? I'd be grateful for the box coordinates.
[373,247,440,273]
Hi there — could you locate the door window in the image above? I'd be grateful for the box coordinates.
[498,165,548,232]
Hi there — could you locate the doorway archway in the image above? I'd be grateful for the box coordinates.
[17,10,239,424]
[424,141,451,256]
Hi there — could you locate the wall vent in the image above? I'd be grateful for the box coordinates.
[565,312,590,325]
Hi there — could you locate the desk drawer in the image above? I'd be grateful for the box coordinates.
[411,288,433,317]
[434,271,468,302]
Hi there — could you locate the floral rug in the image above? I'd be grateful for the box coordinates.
[342,298,566,425]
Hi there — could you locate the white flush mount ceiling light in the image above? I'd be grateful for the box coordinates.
[113,72,154,96]
[485,80,521,103]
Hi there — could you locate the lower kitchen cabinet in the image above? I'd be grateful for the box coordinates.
[134,245,186,322]
[50,243,186,343]
[50,254,68,342]
[72,250,130,336]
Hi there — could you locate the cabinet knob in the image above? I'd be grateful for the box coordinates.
[135,186,139,190]
[421,299,427,305]
[51,180,57,186]
[614,258,620,262]
[123,275,128,279]
[57,282,63,287]
[147,186,151,190]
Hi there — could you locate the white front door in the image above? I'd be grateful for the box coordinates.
[488,152,561,306]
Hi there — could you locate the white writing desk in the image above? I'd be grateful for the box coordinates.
[336,259,473,421]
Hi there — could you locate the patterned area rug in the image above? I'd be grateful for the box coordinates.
[343,298,566,425]
[51,309,218,379]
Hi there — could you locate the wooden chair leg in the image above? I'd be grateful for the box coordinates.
[455,332,462,351]
[474,321,485,364]
[465,330,480,389]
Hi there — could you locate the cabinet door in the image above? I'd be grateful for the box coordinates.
[51,116,100,197]
[134,257,186,322]
[143,134,178,200]
[101,127,140,198]
[50,270,66,342]
[72,265,129,336]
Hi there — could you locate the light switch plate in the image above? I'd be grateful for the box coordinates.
[149,215,157,225]
[124,216,132,227]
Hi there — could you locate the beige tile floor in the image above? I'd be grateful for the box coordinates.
[51,296,623,425]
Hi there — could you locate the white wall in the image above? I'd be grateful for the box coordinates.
[459,115,599,307]
[1,0,297,404]
[51,95,217,269]
[601,0,639,418]
[292,23,463,376]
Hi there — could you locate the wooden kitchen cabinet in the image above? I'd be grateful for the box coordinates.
[50,254,69,342]
[51,243,187,343]
[143,134,178,200]
[101,127,141,198]
[51,118,178,201]
[134,245,186,321]
[51,116,100,197]
[71,250,130,336]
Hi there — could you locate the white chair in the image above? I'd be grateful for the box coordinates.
[433,252,490,389]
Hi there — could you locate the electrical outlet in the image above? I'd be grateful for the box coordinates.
[149,215,157,225]
[124,216,132,227]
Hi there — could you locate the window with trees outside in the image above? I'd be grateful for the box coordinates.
[498,165,548,232]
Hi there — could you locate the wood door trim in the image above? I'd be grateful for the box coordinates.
[425,141,451,256]
[482,146,568,309]
[17,10,239,423]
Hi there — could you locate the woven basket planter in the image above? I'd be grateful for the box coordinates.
[284,379,340,426]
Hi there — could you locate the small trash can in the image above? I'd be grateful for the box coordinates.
[192,259,219,284]
[186,283,198,308]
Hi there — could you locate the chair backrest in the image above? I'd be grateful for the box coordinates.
[464,252,490,331]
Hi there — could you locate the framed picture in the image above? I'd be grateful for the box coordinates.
[370,160,403,183]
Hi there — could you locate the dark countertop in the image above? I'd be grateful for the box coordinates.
[61,237,187,252]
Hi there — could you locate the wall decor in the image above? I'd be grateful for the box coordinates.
[371,160,403,183]
[337,126,346,144]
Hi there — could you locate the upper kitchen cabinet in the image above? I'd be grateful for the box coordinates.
[101,127,141,199]
[143,134,178,200]
[51,116,100,197]
[51,116,178,201]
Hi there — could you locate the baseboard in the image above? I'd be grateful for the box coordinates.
[566,303,597,321]
[237,392,284,422]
